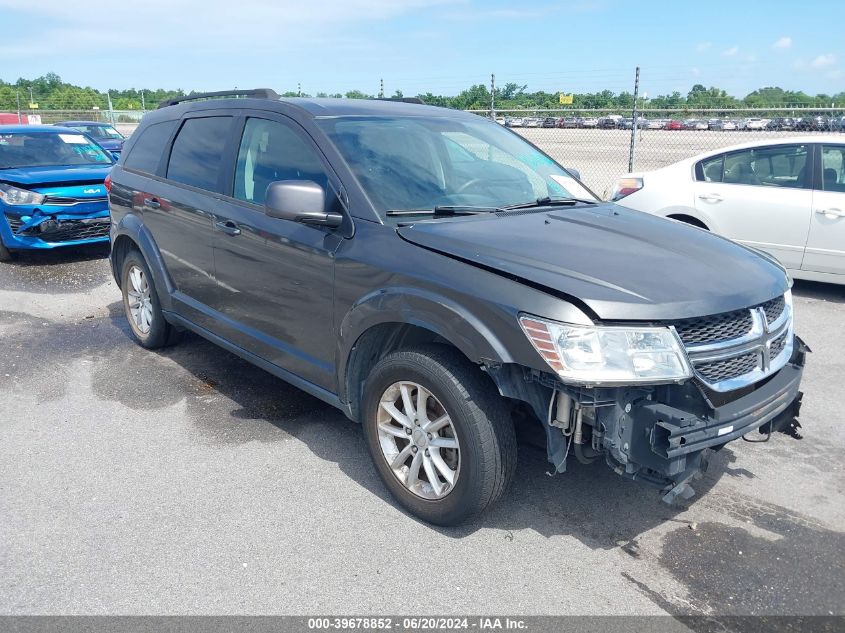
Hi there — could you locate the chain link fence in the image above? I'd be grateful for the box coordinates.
[11,106,845,200]
[471,108,845,199]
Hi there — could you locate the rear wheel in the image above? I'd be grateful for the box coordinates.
[362,345,516,526]
[120,249,179,348]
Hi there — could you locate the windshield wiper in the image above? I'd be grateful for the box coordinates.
[386,205,502,217]
[501,196,598,210]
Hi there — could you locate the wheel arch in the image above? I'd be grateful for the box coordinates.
[338,288,513,421]
[110,214,175,311]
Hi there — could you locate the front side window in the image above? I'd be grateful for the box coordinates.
[166,116,232,192]
[821,145,845,193]
[123,120,177,174]
[0,132,113,169]
[722,145,808,188]
[233,118,329,205]
[317,115,596,217]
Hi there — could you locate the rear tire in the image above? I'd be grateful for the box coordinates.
[362,345,516,526]
[120,249,179,349]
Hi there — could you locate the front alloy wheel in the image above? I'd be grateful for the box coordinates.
[362,345,517,526]
[377,381,460,499]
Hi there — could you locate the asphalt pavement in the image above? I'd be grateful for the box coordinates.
[1,244,843,623]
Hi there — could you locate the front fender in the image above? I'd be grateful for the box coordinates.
[111,213,176,312]
[336,286,514,399]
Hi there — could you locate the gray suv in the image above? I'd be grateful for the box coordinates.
[107,90,806,525]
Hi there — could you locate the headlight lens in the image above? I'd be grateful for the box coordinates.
[0,183,45,206]
[519,315,693,384]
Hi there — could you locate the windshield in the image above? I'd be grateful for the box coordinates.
[0,132,114,169]
[68,124,124,140]
[317,115,596,218]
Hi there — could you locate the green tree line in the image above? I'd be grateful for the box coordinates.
[2,73,843,113]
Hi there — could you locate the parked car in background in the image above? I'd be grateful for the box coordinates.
[597,115,622,129]
[611,136,845,284]
[710,119,739,131]
[580,117,598,128]
[646,119,665,130]
[107,91,805,523]
[506,117,524,128]
[664,120,683,130]
[494,117,506,125]
[682,119,708,131]
[795,116,827,131]
[742,118,770,131]
[557,117,578,128]
[524,117,541,128]
[54,121,126,157]
[541,117,557,128]
[0,125,114,261]
[767,117,796,131]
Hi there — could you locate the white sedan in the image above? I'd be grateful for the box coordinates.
[611,136,845,284]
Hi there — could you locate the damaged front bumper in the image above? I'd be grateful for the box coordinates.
[1,205,110,250]
[492,336,808,503]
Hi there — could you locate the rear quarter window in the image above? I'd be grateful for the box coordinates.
[166,116,232,192]
[123,120,177,174]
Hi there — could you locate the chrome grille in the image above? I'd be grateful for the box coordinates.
[672,293,793,392]
[674,308,753,346]
[696,352,759,383]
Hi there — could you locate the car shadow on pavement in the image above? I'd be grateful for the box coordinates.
[105,312,735,551]
[6,242,110,267]
[791,279,845,303]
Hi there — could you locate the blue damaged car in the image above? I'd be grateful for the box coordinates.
[0,125,114,261]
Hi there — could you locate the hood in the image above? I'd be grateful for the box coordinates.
[397,204,788,321]
[0,164,113,188]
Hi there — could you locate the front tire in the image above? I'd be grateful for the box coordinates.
[0,239,13,262]
[120,249,178,349]
[362,345,517,526]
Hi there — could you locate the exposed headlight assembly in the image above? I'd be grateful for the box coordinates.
[520,315,693,385]
[0,183,45,206]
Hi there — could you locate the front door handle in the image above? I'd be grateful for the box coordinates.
[143,197,161,209]
[215,220,241,236]
[698,193,723,203]
[816,207,845,219]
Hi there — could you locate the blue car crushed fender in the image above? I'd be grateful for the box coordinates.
[0,125,114,261]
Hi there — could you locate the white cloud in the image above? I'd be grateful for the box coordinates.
[811,53,836,68]
[772,36,792,49]
[691,67,701,76]
[696,42,711,51]
[721,46,739,57]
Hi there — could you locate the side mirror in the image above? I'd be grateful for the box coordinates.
[264,180,342,228]
[564,167,581,180]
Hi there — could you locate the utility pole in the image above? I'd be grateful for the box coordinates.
[297,83,301,97]
[140,90,146,112]
[16,90,21,123]
[379,78,384,99]
[490,73,495,120]
[107,90,115,125]
[28,86,33,106]
[628,66,640,173]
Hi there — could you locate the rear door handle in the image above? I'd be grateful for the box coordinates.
[143,197,161,209]
[816,207,845,218]
[215,220,241,236]
[698,193,723,203]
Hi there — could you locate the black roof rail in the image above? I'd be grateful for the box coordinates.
[157,89,280,109]
[375,97,425,105]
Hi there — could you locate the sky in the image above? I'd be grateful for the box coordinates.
[0,0,841,98]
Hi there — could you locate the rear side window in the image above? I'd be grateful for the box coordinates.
[821,145,845,192]
[166,117,232,192]
[123,120,177,174]
[696,154,724,182]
